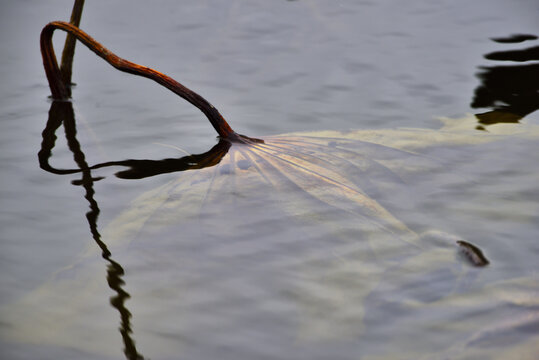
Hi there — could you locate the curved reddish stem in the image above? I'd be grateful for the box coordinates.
[40,21,237,139]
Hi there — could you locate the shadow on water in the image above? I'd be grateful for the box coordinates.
[471,34,539,129]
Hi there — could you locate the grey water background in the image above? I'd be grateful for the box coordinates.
[0,0,538,359]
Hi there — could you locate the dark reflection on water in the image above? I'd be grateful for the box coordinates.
[471,35,539,129]
[39,100,238,359]
[88,140,230,180]
[40,102,231,179]
[491,34,538,43]
[40,100,145,360]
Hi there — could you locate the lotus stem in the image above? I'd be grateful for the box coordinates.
[59,0,85,96]
[40,21,237,139]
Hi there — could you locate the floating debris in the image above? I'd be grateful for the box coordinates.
[456,240,490,267]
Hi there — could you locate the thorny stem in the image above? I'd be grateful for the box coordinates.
[59,0,85,95]
[40,21,239,140]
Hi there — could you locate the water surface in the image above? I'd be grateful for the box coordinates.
[0,1,538,359]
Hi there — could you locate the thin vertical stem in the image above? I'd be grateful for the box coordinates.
[60,0,85,96]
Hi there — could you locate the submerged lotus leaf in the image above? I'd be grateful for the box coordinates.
[2,115,539,359]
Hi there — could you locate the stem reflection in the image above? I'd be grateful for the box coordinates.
[39,100,145,360]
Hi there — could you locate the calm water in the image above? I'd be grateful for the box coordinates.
[1,1,538,359]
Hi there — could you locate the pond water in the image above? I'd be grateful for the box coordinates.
[0,1,538,359]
